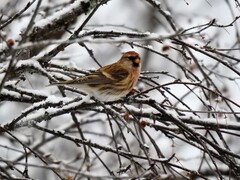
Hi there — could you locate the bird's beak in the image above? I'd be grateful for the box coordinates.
[134,58,140,64]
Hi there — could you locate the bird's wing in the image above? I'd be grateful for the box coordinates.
[98,63,129,83]
[74,71,115,84]
[82,65,129,84]
[52,65,129,85]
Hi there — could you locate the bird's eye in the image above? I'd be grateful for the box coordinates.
[128,56,140,67]
[128,56,137,61]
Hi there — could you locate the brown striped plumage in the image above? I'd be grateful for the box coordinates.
[52,51,141,101]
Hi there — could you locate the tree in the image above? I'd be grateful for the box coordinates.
[0,0,240,179]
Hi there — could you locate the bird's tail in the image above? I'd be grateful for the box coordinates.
[48,79,76,86]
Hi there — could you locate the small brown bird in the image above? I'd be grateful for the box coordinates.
[52,51,141,101]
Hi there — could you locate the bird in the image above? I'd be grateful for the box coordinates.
[51,51,141,101]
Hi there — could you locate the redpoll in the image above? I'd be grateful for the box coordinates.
[52,51,141,101]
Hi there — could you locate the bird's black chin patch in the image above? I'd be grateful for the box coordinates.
[133,62,140,67]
